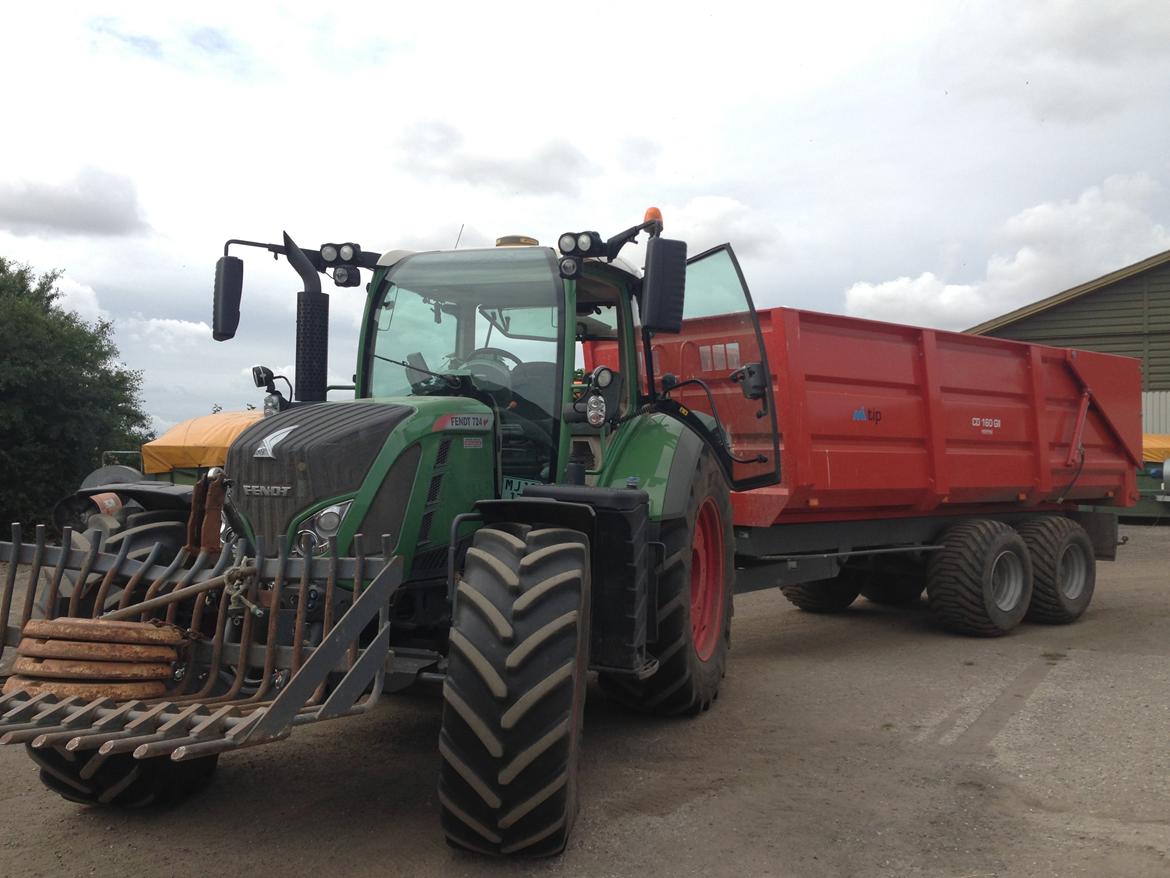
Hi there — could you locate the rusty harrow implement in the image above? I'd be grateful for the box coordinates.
[0,523,401,768]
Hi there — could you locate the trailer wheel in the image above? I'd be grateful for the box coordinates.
[1017,516,1095,624]
[780,571,862,613]
[438,525,590,857]
[28,745,218,808]
[926,520,1033,637]
[859,558,926,606]
[599,448,733,716]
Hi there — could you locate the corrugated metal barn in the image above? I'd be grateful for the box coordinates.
[967,248,1170,433]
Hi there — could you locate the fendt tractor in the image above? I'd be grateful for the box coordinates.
[0,209,1141,856]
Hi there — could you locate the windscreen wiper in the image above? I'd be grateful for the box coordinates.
[373,354,459,388]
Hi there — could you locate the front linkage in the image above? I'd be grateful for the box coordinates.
[0,519,399,770]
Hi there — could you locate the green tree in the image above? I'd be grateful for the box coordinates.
[0,258,154,528]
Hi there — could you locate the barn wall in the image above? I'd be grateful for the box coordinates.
[990,261,1170,391]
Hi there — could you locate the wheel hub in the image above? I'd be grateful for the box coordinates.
[689,498,726,661]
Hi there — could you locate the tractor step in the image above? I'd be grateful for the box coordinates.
[0,524,401,762]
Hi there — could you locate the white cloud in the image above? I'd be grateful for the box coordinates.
[118,316,212,352]
[845,174,1170,329]
[0,167,148,237]
[53,276,106,323]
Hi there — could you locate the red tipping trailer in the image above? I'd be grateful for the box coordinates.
[589,294,1141,636]
[685,307,1140,526]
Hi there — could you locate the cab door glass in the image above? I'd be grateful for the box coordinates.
[659,245,781,489]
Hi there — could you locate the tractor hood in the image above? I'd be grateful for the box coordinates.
[225,401,413,546]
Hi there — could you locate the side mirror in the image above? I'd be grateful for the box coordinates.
[641,236,687,333]
[730,362,767,401]
[213,256,244,341]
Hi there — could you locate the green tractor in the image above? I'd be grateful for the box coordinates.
[0,210,781,855]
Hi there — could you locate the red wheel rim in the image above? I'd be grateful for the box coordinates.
[690,498,726,662]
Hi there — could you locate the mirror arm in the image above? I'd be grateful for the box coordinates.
[641,325,659,403]
[604,218,664,262]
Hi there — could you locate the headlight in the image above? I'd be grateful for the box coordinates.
[294,501,353,555]
[320,244,339,263]
[559,256,580,277]
[586,394,606,427]
[558,233,577,253]
[576,232,594,252]
[339,243,357,262]
[263,393,282,417]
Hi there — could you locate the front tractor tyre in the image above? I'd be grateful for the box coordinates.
[28,745,218,808]
[438,525,591,857]
[1017,516,1096,624]
[926,520,1033,637]
[600,448,734,716]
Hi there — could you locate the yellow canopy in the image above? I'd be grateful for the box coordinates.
[142,411,264,474]
[1144,434,1170,464]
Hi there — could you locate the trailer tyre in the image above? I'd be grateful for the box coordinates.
[926,520,1033,637]
[780,571,862,613]
[599,448,733,716]
[439,525,590,857]
[28,745,218,808]
[859,559,926,606]
[1018,516,1095,624]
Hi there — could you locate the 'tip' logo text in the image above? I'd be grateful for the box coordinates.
[852,406,882,424]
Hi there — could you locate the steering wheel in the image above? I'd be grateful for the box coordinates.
[452,348,516,398]
[467,346,522,367]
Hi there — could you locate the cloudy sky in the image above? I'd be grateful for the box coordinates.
[2,1,1168,431]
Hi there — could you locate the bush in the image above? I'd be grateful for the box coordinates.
[0,257,153,528]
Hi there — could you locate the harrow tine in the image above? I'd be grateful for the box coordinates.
[43,526,73,620]
[0,697,85,742]
[91,536,134,618]
[138,548,190,614]
[115,541,162,613]
[97,703,210,757]
[18,699,118,748]
[67,532,103,617]
[133,704,239,759]
[18,525,48,632]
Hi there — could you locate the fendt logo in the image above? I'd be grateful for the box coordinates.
[254,425,298,460]
[241,484,293,497]
[851,406,883,424]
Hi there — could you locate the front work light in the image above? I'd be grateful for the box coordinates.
[586,394,606,427]
[559,256,580,278]
[320,244,339,263]
[558,233,578,254]
[339,243,358,262]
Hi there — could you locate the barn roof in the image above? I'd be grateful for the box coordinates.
[966,247,1170,335]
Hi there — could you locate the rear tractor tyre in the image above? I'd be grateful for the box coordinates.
[28,745,218,808]
[1018,516,1095,624]
[780,571,862,613]
[439,525,591,857]
[59,511,188,617]
[926,520,1033,637]
[599,447,733,716]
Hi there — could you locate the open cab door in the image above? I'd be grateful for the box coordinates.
[648,244,781,490]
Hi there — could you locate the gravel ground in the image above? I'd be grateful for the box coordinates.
[1,525,1167,877]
